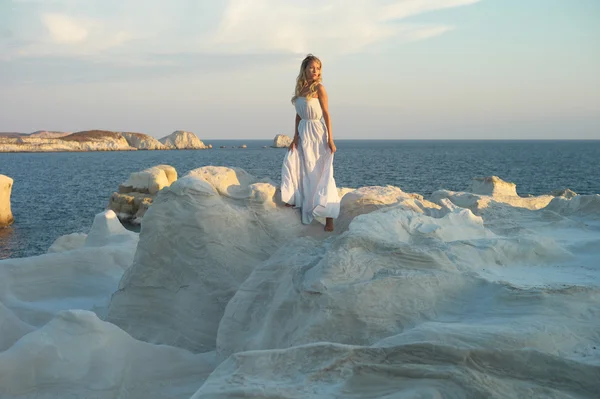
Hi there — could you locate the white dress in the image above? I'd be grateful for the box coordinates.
[281,96,340,224]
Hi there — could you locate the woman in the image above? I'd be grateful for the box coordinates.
[281,54,340,232]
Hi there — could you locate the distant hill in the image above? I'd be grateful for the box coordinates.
[61,130,123,142]
[29,131,71,138]
[0,131,70,138]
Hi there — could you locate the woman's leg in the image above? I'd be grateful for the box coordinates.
[325,217,334,231]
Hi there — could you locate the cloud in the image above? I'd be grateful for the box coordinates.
[209,0,479,54]
[42,13,90,43]
[2,0,479,62]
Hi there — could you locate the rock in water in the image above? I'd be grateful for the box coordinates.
[108,165,177,224]
[272,134,293,148]
[159,130,208,149]
[0,175,14,227]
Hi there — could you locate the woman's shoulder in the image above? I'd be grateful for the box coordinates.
[316,83,328,98]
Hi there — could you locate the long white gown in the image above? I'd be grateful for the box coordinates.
[281,96,340,224]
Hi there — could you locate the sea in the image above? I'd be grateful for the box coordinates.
[1,139,599,260]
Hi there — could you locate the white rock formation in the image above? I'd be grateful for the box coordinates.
[0,133,135,152]
[550,188,578,198]
[159,130,208,150]
[431,176,555,213]
[0,210,137,329]
[109,165,178,224]
[0,211,220,398]
[121,165,177,195]
[121,132,166,150]
[106,166,337,352]
[545,194,600,220]
[272,134,293,148]
[2,167,600,398]
[0,310,218,399]
[470,175,518,196]
[0,130,201,152]
[47,233,88,253]
[0,175,13,227]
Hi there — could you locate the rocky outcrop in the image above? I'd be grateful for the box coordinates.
[0,130,134,152]
[2,167,600,398]
[108,165,178,224]
[0,130,211,152]
[121,132,166,150]
[431,176,555,213]
[470,176,518,197]
[159,131,208,150]
[272,134,293,148]
[550,188,578,198]
[0,175,14,227]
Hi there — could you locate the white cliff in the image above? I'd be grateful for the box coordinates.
[272,134,293,148]
[0,131,135,152]
[159,130,208,150]
[0,175,13,227]
[121,132,166,150]
[0,130,209,152]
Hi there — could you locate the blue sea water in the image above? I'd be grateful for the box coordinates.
[1,139,599,259]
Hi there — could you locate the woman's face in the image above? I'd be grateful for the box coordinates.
[305,60,321,82]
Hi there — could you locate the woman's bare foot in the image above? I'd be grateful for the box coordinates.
[325,218,334,232]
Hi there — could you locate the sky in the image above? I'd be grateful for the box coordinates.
[0,0,598,140]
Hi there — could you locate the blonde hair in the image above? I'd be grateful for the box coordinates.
[291,54,322,104]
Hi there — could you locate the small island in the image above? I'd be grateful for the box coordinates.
[0,130,212,152]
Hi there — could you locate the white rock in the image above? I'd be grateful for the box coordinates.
[110,165,178,223]
[272,134,293,148]
[194,341,600,398]
[120,166,172,195]
[155,164,178,184]
[0,131,175,152]
[0,175,13,227]
[0,210,138,328]
[545,194,600,220]
[85,210,138,247]
[159,130,208,149]
[47,233,88,253]
[0,302,34,352]
[0,132,136,152]
[2,167,600,398]
[215,205,494,357]
[0,310,218,399]
[550,188,578,198]
[106,166,331,352]
[431,176,555,213]
[121,132,166,150]
[470,176,518,197]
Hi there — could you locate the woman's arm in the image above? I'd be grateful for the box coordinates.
[317,85,336,153]
[289,113,301,152]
